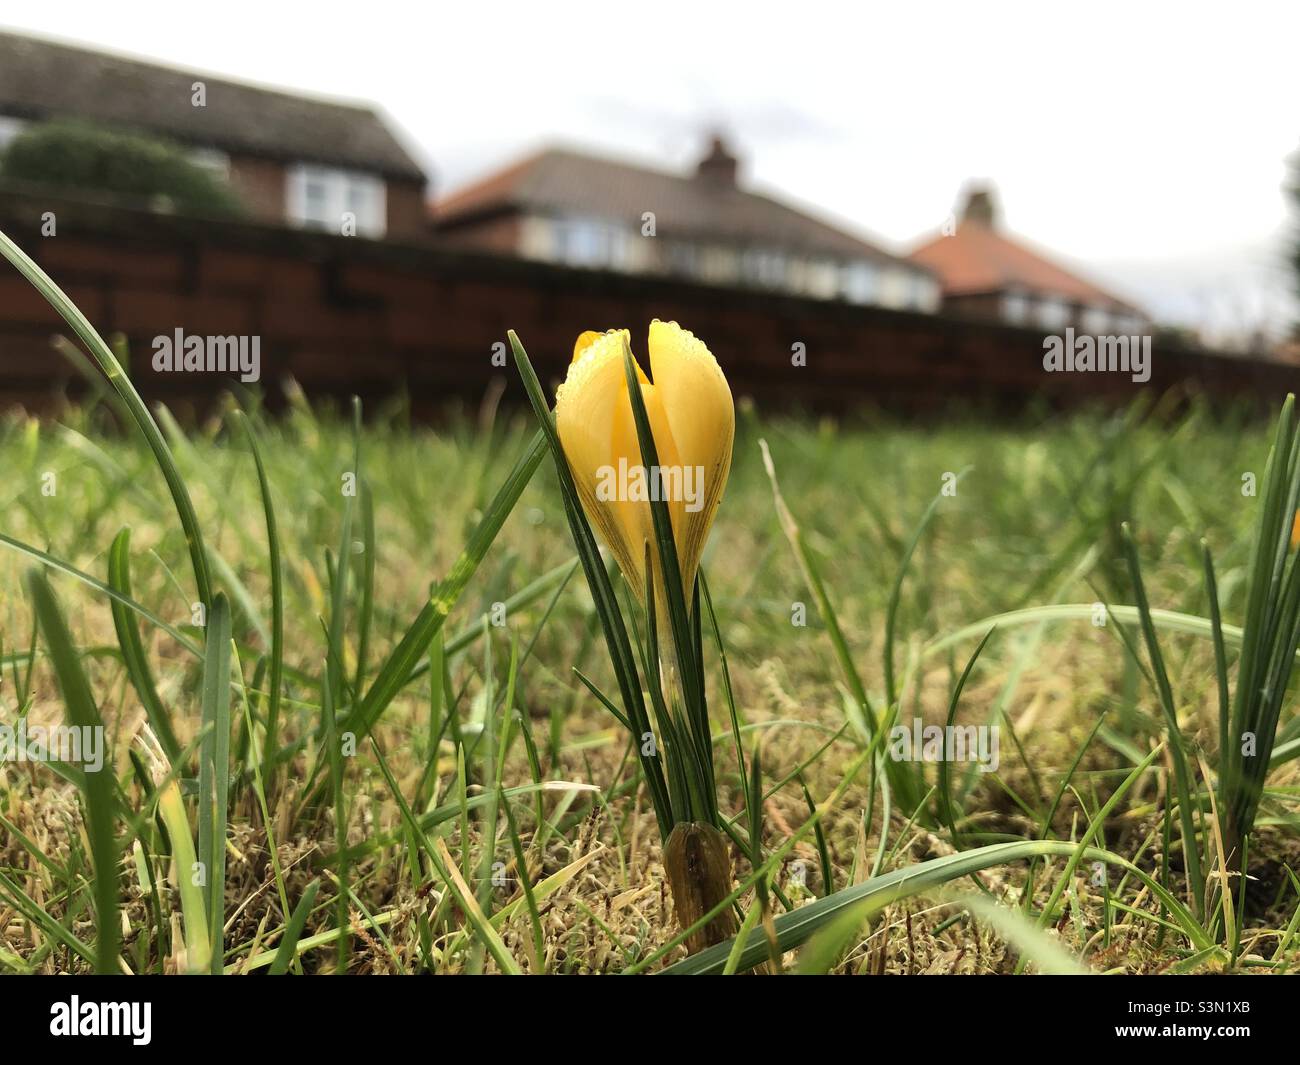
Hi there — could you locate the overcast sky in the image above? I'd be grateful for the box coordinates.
[4,2,1298,338]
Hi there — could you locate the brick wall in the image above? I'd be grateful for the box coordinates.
[226,155,286,223]
[437,210,523,256]
[1,189,1295,419]
[386,178,430,241]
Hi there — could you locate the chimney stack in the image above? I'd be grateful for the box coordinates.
[961,184,998,228]
[695,134,739,186]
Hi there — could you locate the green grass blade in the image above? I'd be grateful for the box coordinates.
[25,568,120,973]
[1120,524,1204,917]
[0,531,201,655]
[618,335,707,780]
[924,602,1292,663]
[197,593,233,974]
[1203,542,1232,816]
[759,439,875,734]
[952,892,1094,974]
[269,879,322,975]
[153,769,211,973]
[343,430,546,744]
[938,627,996,846]
[883,469,970,711]
[368,738,522,974]
[108,526,181,759]
[0,869,96,967]
[235,412,285,778]
[0,226,213,607]
[354,481,376,694]
[662,837,1206,975]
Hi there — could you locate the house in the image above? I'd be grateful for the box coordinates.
[434,136,941,311]
[909,185,1146,333]
[0,30,427,239]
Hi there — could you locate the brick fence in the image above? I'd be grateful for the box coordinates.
[1,187,1296,418]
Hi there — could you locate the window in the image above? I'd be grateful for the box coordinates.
[286,164,386,238]
[878,267,915,309]
[802,259,839,299]
[1081,306,1111,334]
[912,274,941,312]
[557,220,606,265]
[698,245,741,284]
[1002,290,1030,324]
[1037,297,1071,330]
[741,248,788,289]
[841,261,878,304]
[665,241,699,277]
[551,217,625,268]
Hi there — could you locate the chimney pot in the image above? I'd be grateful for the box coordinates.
[961,185,998,228]
[696,134,739,186]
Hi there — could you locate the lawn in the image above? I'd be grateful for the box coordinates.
[4,370,1298,973]
[1,230,1299,976]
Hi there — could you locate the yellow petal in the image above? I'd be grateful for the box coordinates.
[556,330,644,590]
[556,324,731,612]
[646,320,734,600]
[611,375,684,604]
[573,331,604,363]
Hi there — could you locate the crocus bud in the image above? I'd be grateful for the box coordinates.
[555,321,734,611]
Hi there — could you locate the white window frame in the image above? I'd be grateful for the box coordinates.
[742,247,789,289]
[803,259,839,299]
[551,216,627,268]
[286,163,387,238]
[911,273,940,312]
[1081,306,1112,335]
[1037,296,1071,330]
[1003,290,1030,324]
[698,245,740,284]
[841,261,878,304]
[665,240,699,277]
[878,267,916,309]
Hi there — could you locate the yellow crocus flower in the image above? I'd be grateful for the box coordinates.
[555,321,734,611]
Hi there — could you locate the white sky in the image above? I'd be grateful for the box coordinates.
[4,1,1298,338]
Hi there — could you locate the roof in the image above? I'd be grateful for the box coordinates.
[0,30,426,182]
[436,145,924,269]
[909,219,1141,313]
